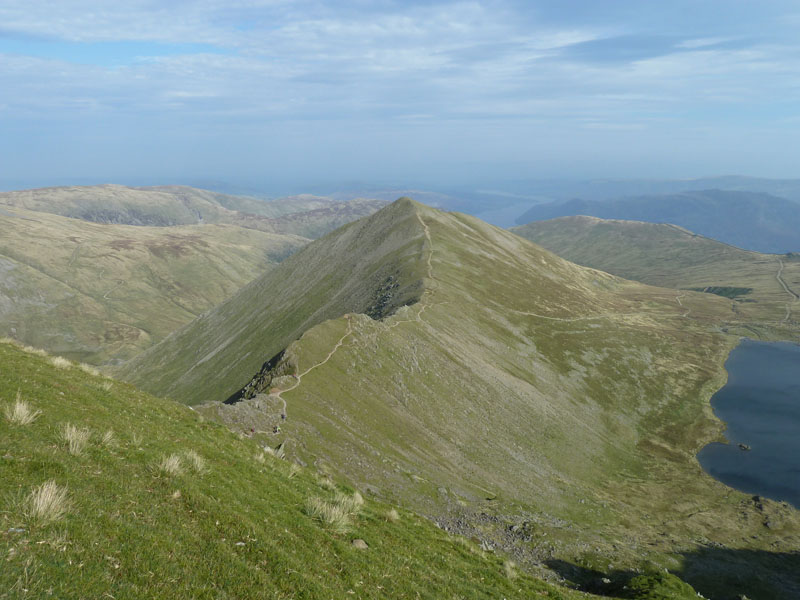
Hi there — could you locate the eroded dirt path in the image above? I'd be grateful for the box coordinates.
[776,259,799,323]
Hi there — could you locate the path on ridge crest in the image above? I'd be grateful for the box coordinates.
[268,212,437,425]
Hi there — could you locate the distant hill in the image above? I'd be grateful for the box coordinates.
[514,190,800,253]
[511,216,800,327]
[119,199,800,598]
[0,205,308,363]
[0,184,386,238]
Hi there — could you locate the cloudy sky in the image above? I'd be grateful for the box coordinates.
[1,0,799,190]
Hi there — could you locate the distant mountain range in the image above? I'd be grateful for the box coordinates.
[515,189,800,253]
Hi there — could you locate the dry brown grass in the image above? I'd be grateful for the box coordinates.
[50,356,72,369]
[100,380,113,392]
[316,475,337,491]
[305,497,351,533]
[78,363,100,377]
[184,450,206,473]
[158,454,183,476]
[504,560,517,580]
[21,345,48,357]
[334,490,364,516]
[3,391,41,425]
[100,429,115,446]
[386,508,400,523]
[26,480,69,525]
[60,423,90,456]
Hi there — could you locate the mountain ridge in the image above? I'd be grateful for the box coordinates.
[514,189,800,253]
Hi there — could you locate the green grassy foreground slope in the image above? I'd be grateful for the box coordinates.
[511,216,800,336]
[0,206,308,364]
[120,199,800,598]
[0,340,604,600]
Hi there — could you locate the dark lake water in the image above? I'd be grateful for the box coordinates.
[697,339,800,508]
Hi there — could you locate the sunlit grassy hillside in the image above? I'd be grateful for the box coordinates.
[1,339,608,600]
[0,206,307,363]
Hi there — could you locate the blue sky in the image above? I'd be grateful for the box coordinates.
[1,0,799,190]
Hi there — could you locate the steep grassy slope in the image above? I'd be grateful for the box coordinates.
[120,199,800,598]
[514,190,800,253]
[0,340,601,600]
[0,206,307,364]
[511,216,800,332]
[118,198,429,404]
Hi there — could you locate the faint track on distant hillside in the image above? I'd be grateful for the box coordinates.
[675,293,690,318]
[776,259,799,323]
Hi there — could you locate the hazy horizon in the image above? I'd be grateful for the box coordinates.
[2,1,799,189]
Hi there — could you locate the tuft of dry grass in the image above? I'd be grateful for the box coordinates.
[26,480,69,525]
[288,463,301,478]
[78,363,100,377]
[305,497,351,533]
[158,454,183,476]
[386,508,400,523]
[22,345,48,357]
[100,380,113,392]
[60,423,90,456]
[100,429,115,446]
[503,560,517,580]
[316,475,337,491]
[334,491,364,516]
[4,391,41,425]
[50,356,72,369]
[184,450,206,473]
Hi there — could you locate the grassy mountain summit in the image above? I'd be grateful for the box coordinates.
[514,189,800,254]
[511,215,800,332]
[120,198,800,597]
[0,205,308,363]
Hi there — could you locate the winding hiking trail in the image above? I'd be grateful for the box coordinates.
[267,315,354,425]
[776,259,799,323]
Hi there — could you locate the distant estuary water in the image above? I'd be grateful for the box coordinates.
[697,339,800,508]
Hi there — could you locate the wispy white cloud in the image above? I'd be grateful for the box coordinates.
[1,1,799,182]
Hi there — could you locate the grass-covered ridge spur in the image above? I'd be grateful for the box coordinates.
[120,198,800,598]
